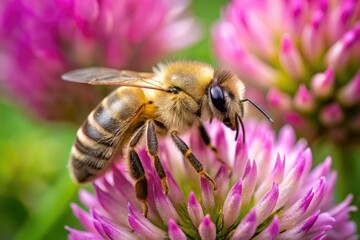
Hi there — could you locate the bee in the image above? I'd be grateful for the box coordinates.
[62,61,273,216]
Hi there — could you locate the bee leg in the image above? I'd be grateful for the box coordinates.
[198,123,232,171]
[146,120,169,195]
[129,126,148,217]
[171,131,217,190]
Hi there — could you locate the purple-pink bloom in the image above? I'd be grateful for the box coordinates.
[67,120,357,239]
[213,0,360,144]
[0,0,201,122]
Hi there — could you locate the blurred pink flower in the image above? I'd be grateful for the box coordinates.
[0,0,201,122]
[213,0,360,144]
[67,120,357,239]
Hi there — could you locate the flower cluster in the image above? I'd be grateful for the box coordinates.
[213,0,360,144]
[67,120,357,239]
[0,0,200,122]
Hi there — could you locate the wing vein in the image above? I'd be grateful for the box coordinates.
[62,67,169,92]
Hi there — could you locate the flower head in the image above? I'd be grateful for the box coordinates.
[0,0,201,122]
[67,120,357,239]
[213,0,360,144]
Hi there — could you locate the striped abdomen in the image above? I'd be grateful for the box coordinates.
[70,87,146,183]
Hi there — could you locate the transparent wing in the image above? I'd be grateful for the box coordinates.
[61,67,167,91]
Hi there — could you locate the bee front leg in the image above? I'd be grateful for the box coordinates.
[198,123,232,171]
[171,131,217,190]
[128,126,148,217]
[146,120,169,195]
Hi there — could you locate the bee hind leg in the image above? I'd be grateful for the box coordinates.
[171,131,217,190]
[129,126,148,217]
[146,120,169,195]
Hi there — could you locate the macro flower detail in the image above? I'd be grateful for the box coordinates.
[213,0,360,144]
[0,0,200,122]
[66,120,357,239]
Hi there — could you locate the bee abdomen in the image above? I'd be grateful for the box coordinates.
[92,102,123,133]
[70,127,116,182]
[74,135,113,161]
[70,88,147,183]
[70,101,122,182]
[82,118,115,147]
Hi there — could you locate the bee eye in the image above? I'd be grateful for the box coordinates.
[210,85,227,113]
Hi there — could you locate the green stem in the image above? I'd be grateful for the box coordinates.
[15,168,78,240]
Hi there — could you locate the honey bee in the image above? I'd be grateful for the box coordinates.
[62,61,273,216]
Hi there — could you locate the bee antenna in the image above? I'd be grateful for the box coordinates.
[240,99,274,123]
[235,113,246,144]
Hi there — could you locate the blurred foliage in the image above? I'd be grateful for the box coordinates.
[0,0,359,239]
[312,139,360,227]
[0,100,81,240]
[0,102,73,201]
[172,0,225,64]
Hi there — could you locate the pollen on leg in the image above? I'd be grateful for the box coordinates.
[146,120,170,195]
[171,130,218,191]
[184,149,192,158]
[161,177,170,195]
[199,170,217,190]
[140,199,148,218]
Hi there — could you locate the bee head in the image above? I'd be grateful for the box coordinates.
[208,69,245,129]
[208,69,273,143]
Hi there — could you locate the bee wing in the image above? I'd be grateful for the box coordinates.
[62,67,167,91]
